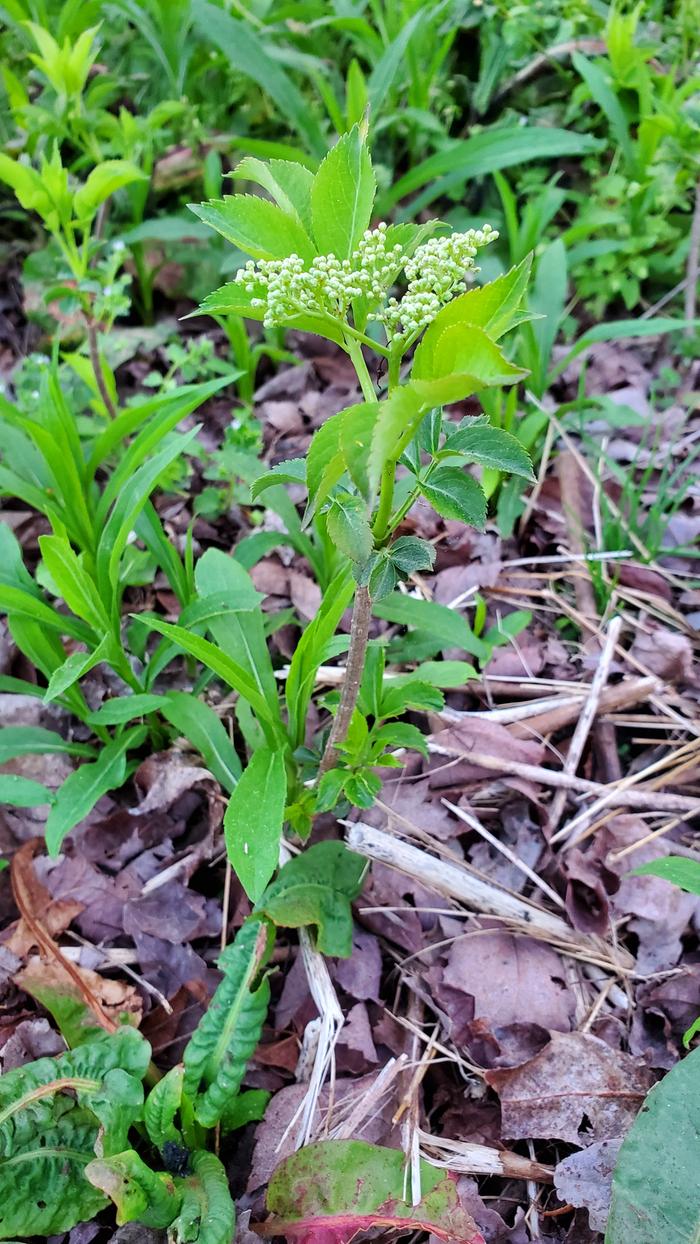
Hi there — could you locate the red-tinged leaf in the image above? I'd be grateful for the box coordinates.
[259,1139,485,1244]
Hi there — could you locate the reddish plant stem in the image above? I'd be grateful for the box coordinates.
[318,584,372,778]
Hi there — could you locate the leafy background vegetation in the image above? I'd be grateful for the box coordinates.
[0,0,698,1241]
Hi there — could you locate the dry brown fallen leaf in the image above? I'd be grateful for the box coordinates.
[485,1031,654,1144]
[439,928,575,1036]
[16,958,143,1027]
[553,1138,622,1233]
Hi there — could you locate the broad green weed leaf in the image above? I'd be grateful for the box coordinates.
[39,536,110,633]
[86,1150,181,1228]
[136,617,277,730]
[197,280,267,321]
[44,635,113,703]
[144,1065,184,1149]
[0,584,94,644]
[311,125,376,259]
[169,1150,235,1244]
[606,1046,700,1243]
[87,694,165,725]
[265,1140,485,1244]
[220,1088,270,1134]
[183,919,272,1127]
[0,1027,148,1239]
[631,856,700,896]
[443,423,534,479]
[255,841,365,957]
[190,195,316,262]
[285,569,354,747]
[0,774,52,807]
[194,549,280,725]
[160,691,242,793]
[224,747,287,902]
[0,726,94,764]
[420,468,487,527]
[73,161,146,221]
[96,426,201,601]
[373,594,489,662]
[385,126,601,214]
[325,493,373,563]
[572,53,635,169]
[45,727,146,856]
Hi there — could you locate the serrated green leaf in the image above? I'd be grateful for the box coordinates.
[424,256,533,340]
[420,467,487,527]
[368,386,426,500]
[388,536,436,576]
[305,409,352,523]
[224,747,287,902]
[311,125,376,259]
[325,493,373,563]
[190,195,315,262]
[197,280,267,321]
[442,423,534,479]
[255,841,365,957]
[412,324,528,406]
[234,157,314,231]
[251,458,307,500]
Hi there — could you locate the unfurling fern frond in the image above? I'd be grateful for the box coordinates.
[183,917,273,1128]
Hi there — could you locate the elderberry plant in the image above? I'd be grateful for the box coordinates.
[141,125,535,897]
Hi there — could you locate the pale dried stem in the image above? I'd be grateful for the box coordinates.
[548,615,623,830]
[418,1130,554,1182]
[426,740,700,817]
[345,821,630,970]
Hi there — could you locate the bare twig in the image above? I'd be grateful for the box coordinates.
[419,1130,554,1182]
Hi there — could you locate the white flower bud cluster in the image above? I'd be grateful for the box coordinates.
[378,225,498,341]
[235,223,403,328]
